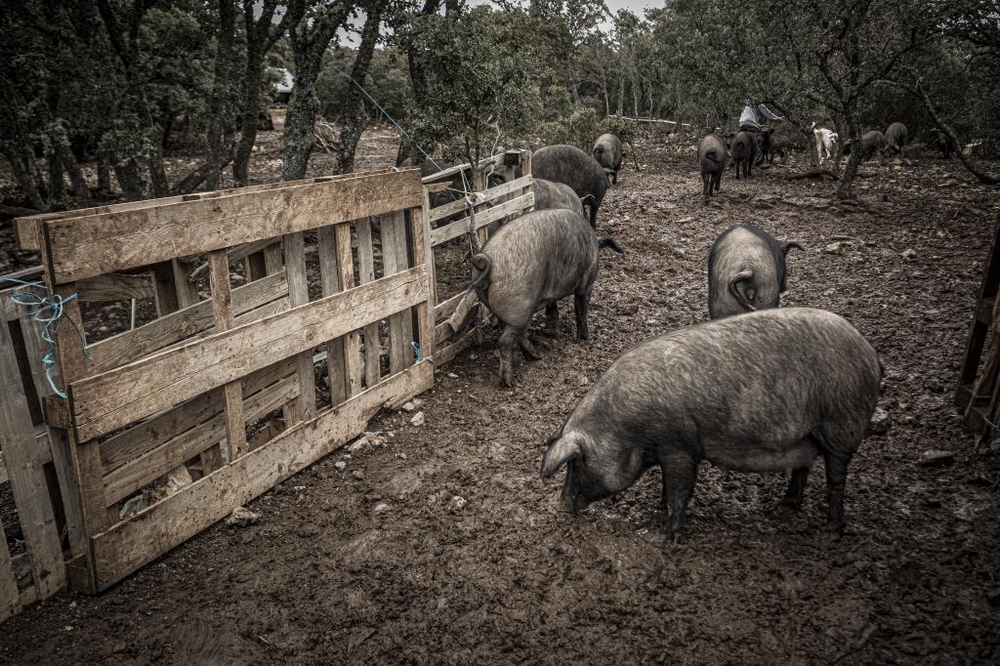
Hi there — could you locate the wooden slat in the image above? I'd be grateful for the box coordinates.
[69,266,429,442]
[42,169,422,284]
[89,360,434,591]
[427,174,533,223]
[15,172,400,252]
[99,358,296,473]
[430,193,534,247]
[102,375,299,506]
[317,225,348,404]
[0,311,66,600]
[421,186,438,308]
[284,232,317,422]
[208,250,247,462]
[77,272,155,302]
[409,208,435,364]
[355,219,381,388]
[382,212,413,374]
[0,521,19,622]
[336,224,364,397]
[86,269,288,375]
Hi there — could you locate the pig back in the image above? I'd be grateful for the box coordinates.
[531,145,608,208]
[708,225,786,318]
[570,307,881,458]
[533,178,586,221]
[480,209,598,327]
[593,133,623,171]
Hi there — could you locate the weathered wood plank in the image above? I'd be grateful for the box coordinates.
[99,358,296,474]
[86,270,288,375]
[284,232,317,422]
[355,219,381,388]
[208,251,247,463]
[69,266,429,442]
[382,212,413,374]
[77,272,155,302]
[427,174,533,223]
[0,320,65,600]
[409,208,435,364]
[318,225,349,403]
[0,521,19,622]
[42,170,422,284]
[102,375,299,506]
[430,193,534,247]
[336,224,364,397]
[89,361,434,591]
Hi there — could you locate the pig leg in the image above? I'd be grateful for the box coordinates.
[518,332,541,360]
[779,467,811,510]
[498,326,521,387]
[822,449,853,532]
[714,169,723,193]
[544,302,560,336]
[574,292,591,340]
[660,452,698,535]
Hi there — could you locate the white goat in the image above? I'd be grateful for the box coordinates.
[812,122,839,163]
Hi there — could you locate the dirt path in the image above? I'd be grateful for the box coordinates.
[2,137,999,664]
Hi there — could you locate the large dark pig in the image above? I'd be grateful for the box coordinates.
[932,130,957,158]
[592,133,624,184]
[843,130,887,161]
[884,122,908,156]
[708,224,802,319]
[532,178,586,222]
[531,144,610,229]
[540,307,882,534]
[469,208,622,387]
[730,131,755,178]
[698,134,727,198]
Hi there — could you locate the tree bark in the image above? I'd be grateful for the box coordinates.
[334,4,384,174]
[233,0,286,187]
[206,0,237,191]
[0,143,46,209]
[282,1,352,181]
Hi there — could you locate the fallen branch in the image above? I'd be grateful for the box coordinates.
[786,169,839,181]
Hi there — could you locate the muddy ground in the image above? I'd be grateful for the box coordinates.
[2,129,1000,664]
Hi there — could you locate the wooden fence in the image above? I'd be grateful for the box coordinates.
[0,152,537,617]
[421,150,534,364]
[4,168,434,595]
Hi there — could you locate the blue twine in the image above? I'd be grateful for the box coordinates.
[331,65,475,195]
[2,277,90,399]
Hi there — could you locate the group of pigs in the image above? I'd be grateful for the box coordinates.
[463,134,884,538]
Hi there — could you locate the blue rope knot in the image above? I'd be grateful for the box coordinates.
[2,277,90,399]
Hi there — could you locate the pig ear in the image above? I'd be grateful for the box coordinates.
[540,435,580,478]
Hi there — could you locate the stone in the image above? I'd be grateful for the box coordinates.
[401,401,416,413]
[448,495,467,512]
[918,450,955,467]
[373,502,390,514]
[226,506,261,527]
[349,436,371,453]
[824,242,842,254]
[411,412,426,427]
[868,407,891,435]
[352,470,365,480]
[901,248,917,260]
[579,375,590,387]
[335,461,348,470]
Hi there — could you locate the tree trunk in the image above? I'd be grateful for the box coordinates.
[836,113,862,199]
[97,157,112,194]
[113,157,150,201]
[206,0,237,191]
[281,62,322,181]
[0,143,46,209]
[334,6,383,174]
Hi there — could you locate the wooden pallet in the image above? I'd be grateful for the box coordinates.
[955,218,1000,438]
[14,168,435,593]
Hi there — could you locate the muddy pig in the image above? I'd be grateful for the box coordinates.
[698,134,727,198]
[932,130,957,159]
[592,133,624,184]
[532,178,587,222]
[708,224,803,319]
[843,130,886,161]
[531,144,610,229]
[540,307,882,534]
[730,131,755,178]
[884,122,908,156]
[469,208,623,387]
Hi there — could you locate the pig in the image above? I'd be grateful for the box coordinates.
[708,225,803,319]
[697,134,727,198]
[843,130,886,161]
[760,127,775,164]
[932,130,957,159]
[532,178,587,222]
[468,208,623,387]
[884,122,908,156]
[592,133,624,184]
[531,144,610,229]
[730,131,755,178]
[540,307,883,535]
